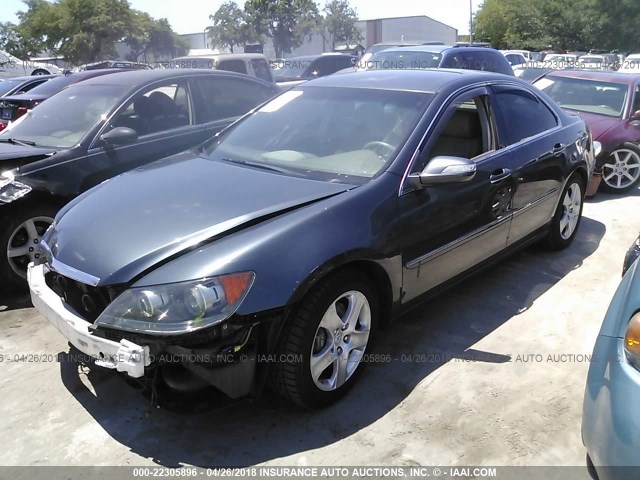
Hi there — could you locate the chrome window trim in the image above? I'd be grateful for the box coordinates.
[399,80,565,196]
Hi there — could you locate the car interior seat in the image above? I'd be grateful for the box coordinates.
[429,108,483,159]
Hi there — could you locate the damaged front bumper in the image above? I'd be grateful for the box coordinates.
[29,263,279,399]
[29,263,151,377]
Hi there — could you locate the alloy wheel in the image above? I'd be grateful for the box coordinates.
[310,290,371,392]
[6,216,53,278]
[560,183,581,240]
[602,149,640,190]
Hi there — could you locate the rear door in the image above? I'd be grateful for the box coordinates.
[490,84,567,244]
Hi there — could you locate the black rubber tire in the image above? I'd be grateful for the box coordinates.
[599,143,640,193]
[543,173,585,251]
[0,203,57,292]
[269,268,379,408]
[31,69,50,76]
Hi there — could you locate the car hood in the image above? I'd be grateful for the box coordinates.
[0,141,56,164]
[46,151,354,286]
[569,110,622,140]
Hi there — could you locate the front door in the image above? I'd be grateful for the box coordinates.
[80,78,205,192]
[399,87,516,303]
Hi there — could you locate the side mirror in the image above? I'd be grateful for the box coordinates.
[407,156,477,189]
[100,127,138,146]
[630,110,640,126]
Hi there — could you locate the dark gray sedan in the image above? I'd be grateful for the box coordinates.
[0,69,279,288]
[29,69,596,408]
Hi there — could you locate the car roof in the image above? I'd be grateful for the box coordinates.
[72,68,275,88]
[379,45,450,53]
[303,68,516,93]
[173,53,267,61]
[543,70,640,84]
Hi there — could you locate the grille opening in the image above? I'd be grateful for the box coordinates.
[45,271,124,322]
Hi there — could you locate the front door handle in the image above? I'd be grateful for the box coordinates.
[552,143,566,154]
[490,168,512,184]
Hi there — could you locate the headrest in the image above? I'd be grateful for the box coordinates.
[441,109,481,139]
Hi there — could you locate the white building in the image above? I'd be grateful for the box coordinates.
[181,14,458,59]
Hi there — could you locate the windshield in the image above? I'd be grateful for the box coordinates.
[204,86,433,183]
[0,79,23,97]
[535,76,628,117]
[272,59,312,80]
[0,84,128,148]
[366,50,442,70]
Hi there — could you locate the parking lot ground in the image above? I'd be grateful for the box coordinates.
[0,189,639,470]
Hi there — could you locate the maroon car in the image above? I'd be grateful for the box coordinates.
[534,70,640,193]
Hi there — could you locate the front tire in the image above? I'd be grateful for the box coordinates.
[543,174,584,250]
[0,204,56,291]
[600,144,640,193]
[270,268,378,408]
[31,69,50,76]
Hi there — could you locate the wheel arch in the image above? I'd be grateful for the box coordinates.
[287,256,396,328]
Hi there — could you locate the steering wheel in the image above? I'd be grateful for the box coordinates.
[363,141,395,158]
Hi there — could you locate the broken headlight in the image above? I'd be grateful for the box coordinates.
[0,171,31,204]
[95,272,255,335]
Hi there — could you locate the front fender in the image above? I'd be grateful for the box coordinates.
[134,172,404,315]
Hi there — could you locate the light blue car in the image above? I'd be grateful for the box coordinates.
[583,234,640,479]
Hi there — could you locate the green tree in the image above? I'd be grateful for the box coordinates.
[208,1,242,53]
[244,0,320,57]
[12,0,186,65]
[321,0,362,50]
[0,22,43,58]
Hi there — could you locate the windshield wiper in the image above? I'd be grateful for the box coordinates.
[0,138,37,147]
[220,158,304,177]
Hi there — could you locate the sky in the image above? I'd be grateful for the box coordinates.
[1,0,484,35]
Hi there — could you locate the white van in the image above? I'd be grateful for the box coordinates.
[169,53,274,84]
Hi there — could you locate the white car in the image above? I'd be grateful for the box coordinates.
[619,54,640,74]
[502,51,527,67]
[0,50,62,79]
[503,49,533,61]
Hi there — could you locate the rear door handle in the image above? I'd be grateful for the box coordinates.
[490,168,512,184]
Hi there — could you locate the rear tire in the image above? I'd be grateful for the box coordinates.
[0,203,57,292]
[31,69,50,76]
[543,173,584,250]
[270,268,378,408]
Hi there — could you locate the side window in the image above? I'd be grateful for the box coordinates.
[217,59,248,75]
[109,81,193,137]
[194,77,275,123]
[251,59,272,82]
[493,88,558,144]
[416,95,494,172]
[17,79,47,94]
[324,56,351,75]
[632,84,640,115]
